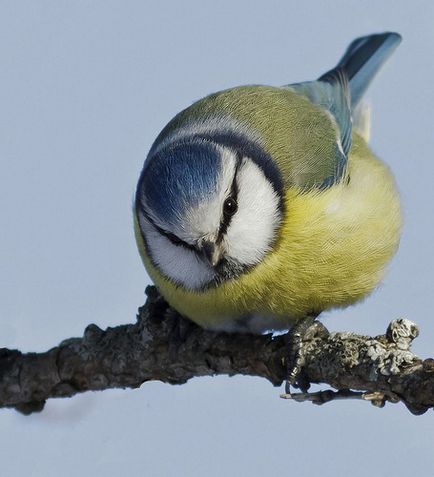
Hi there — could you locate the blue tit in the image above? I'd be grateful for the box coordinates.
[134,32,402,333]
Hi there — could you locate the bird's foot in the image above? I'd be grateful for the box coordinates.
[285,315,328,394]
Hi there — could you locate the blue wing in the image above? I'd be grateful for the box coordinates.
[290,32,401,174]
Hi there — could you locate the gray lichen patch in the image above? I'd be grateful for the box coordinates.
[366,319,419,376]
[386,318,419,350]
[302,318,421,387]
[366,338,416,376]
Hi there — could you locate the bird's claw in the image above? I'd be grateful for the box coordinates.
[285,315,328,394]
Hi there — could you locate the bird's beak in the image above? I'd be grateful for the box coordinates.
[201,240,225,268]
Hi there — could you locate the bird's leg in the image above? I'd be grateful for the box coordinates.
[285,313,327,394]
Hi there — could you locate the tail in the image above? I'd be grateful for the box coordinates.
[320,32,402,107]
[290,32,401,161]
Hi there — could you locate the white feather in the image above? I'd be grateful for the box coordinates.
[353,102,371,143]
[149,116,262,158]
[142,218,214,289]
[224,158,281,265]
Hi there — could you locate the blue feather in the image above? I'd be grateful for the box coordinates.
[137,140,221,226]
[290,32,401,176]
[334,32,402,107]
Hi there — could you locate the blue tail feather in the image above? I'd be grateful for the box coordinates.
[289,32,401,183]
[321,32,402,107]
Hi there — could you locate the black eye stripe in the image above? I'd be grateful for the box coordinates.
[165,232,183,245]
[161,227,196,250]
[144,212,196,251]
[218,156,241,239]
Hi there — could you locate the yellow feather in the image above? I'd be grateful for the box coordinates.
[135,133,401,330]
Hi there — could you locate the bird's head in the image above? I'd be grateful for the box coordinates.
[135,137,283,290]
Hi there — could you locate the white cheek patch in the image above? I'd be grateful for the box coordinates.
[224,159,281,265]
[141,218,214,290]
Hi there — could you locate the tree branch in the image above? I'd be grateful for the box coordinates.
[0,286,433,415]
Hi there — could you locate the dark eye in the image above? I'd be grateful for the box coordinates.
[165,232,183,245]
[223,197,238,216]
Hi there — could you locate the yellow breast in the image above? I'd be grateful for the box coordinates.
[135,134,401,330]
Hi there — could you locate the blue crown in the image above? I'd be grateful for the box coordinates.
[137,139,222,227]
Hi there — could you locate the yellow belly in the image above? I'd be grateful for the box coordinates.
[135,135,401,330]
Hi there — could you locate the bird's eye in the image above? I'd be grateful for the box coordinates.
[223,197,238,216]
[165,232,183,245]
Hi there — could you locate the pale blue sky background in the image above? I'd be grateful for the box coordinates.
[1,1,434,476]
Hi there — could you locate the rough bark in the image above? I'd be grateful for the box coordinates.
[0,286,433,415]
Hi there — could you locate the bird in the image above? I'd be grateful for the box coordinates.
[134,32,402,337]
